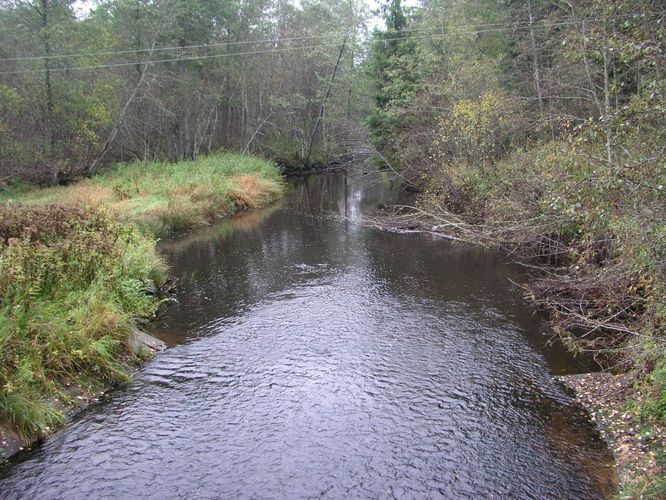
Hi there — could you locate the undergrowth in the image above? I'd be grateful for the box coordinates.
[411,125,665,495]
[0,205,167,440]
[420,129,665,393]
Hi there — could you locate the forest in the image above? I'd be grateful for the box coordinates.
[368,3,665,366]
[0,0,665,495]
[0,0,371,182]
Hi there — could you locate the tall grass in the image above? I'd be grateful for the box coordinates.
[1,152,284,237]
[0,153,284,442]
[0,205,168,439]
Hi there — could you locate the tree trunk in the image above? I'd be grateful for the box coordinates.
[304,34,349,166]
[602,46,613,167]
[527,0,551,139]
[86,55,151,177]
[40,0,57,186]
[581,20,604,118]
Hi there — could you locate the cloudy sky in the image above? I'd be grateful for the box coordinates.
[73,0,420,28]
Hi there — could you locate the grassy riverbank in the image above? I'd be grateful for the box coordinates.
[1,153,284,237]
[0,153,284,447]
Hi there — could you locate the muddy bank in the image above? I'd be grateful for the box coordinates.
[0,329,166,465]
[276,157,349,177]
[559,373,665,497]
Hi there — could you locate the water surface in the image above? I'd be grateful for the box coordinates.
[0,170,615,498]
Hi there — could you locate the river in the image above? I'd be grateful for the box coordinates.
[0,169,616,498]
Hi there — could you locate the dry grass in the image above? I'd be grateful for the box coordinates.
[1,153,285,237]
[227,174,284,209]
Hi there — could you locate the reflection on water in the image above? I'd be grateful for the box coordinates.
[0,170,616,498]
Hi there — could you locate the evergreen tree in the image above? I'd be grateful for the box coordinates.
[366,0,425,156]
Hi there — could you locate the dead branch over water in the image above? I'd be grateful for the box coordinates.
[364,203,663,369]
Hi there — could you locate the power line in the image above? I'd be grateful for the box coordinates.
[0,13,638,64]
[3,22,493,62]
[0,41,347,74]
[0,16,633,75]
[0,32,348,62]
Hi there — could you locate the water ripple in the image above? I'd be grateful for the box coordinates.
[0,173,614,498]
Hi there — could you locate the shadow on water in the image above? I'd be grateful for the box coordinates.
[0,168,617,498]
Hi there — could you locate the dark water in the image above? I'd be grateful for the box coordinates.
[0,170,616,498]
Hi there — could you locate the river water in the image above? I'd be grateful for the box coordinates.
[0,170,616,498]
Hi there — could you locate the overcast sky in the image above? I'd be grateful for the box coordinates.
[73,0,420,28]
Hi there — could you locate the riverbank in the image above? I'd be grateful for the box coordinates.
[1,329,166,463]
[368,210,665,496]
[2,153,284,237]
[559,373,666,498]
[366,136,665,496]
[361,0,664,492]
[365,132,665,498]
[0,153,284,459]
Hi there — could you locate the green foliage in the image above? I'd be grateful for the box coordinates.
[366,0,513,175]
[0,152,283,441]
[0,0,122,181]
[0,205,167,440]
[366,1,431,152]
[383,0,406,32]
[433,90,522,168]
[0,391,65,441]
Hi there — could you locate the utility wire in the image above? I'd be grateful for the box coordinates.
[0,12,639,64]
[0,16,635,75]
[0,32,349,62]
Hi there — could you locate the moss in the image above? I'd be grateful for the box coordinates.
[642,359,666,423]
